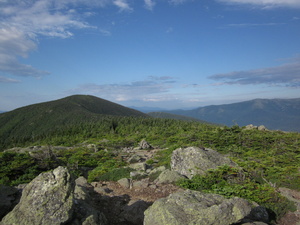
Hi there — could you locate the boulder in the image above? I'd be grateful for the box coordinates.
[144,190,268,225]
[129,162,151,171]
[139,139,152,149]
[154,169,186,184]
[258,125,268,131]
[73,182,107,225]
[1,166,74,225]
[171,146,236,178]
[120,200,151,224]
[0,167,107,225]
[117,178,131,189]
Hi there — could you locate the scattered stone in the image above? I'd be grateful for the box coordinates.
[128,162,150,171]
[244,124,268,131]
[154,169,186,184]
[127,154,143,163]
[132,180,148,189]
[149,166,166,175]
[171,146,237,178]
[258,125,268,131]
[117,178,131,189]
[139,139,153,149]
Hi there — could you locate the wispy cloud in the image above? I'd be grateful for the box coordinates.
[208,57,300,87]
[218,0,300,8]
[168,0,191,5]
[113,0,133,12]
[144,0,156,10]
[0,76,20,83]
[69,76,177,102]
[0,0,121,80]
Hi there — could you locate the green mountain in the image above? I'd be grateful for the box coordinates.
[163,98,300,132]
[0,95,148,148]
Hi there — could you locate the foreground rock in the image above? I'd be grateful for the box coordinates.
[144,190,269,225]
[1,166,74,225]
[0,167,107,225]
[171,146,237,178]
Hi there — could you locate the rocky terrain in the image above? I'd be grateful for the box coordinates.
[1,143,300,225]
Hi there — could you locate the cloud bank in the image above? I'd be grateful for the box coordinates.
[0,0,129,80]
[209,57,300,87]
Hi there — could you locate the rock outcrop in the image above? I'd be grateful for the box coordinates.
[171,146,237,178]
[144,189,269,225]
[0,167,107,225]
[154,169,186,184]
[1,166,74,225]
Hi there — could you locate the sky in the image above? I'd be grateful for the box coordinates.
[0,0,300,111]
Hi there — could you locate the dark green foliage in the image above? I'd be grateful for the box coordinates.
[95,167,134,181]
[0,152,41,185]
[87,159,127,182]
[177,165,296,220]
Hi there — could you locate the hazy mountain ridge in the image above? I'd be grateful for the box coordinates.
[162,98,300,132]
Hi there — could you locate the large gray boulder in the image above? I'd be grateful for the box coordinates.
[171,146,236,178]
[1,166,74,225]
[0,167,107,225]
[144,190,267,225]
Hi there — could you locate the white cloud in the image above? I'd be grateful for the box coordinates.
[0,0,111,79]
[168,0,191,5]
[0,1,107,82]
[208,56,300,87]
[69,76,177,102]
[113,0,133,11]
[218,0,300,8]
[0,76,20,83]
[144,0,156,10]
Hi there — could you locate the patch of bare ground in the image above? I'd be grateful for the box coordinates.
[90,179,183,225]
[277,188,300,225]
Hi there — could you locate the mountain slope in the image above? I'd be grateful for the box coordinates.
[164,98,300,132]
[0,95,148,148]
[148,112,213,124]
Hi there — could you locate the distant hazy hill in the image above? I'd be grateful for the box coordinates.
[148,112,212,124]
[164,98,300,132]
[0,95,148,144]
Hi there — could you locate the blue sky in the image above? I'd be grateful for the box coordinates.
[0,0,300,111]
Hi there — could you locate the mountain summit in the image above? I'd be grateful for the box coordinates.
[0,95,148,148]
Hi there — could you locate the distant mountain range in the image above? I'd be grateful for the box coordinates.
[160,98,300,132]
